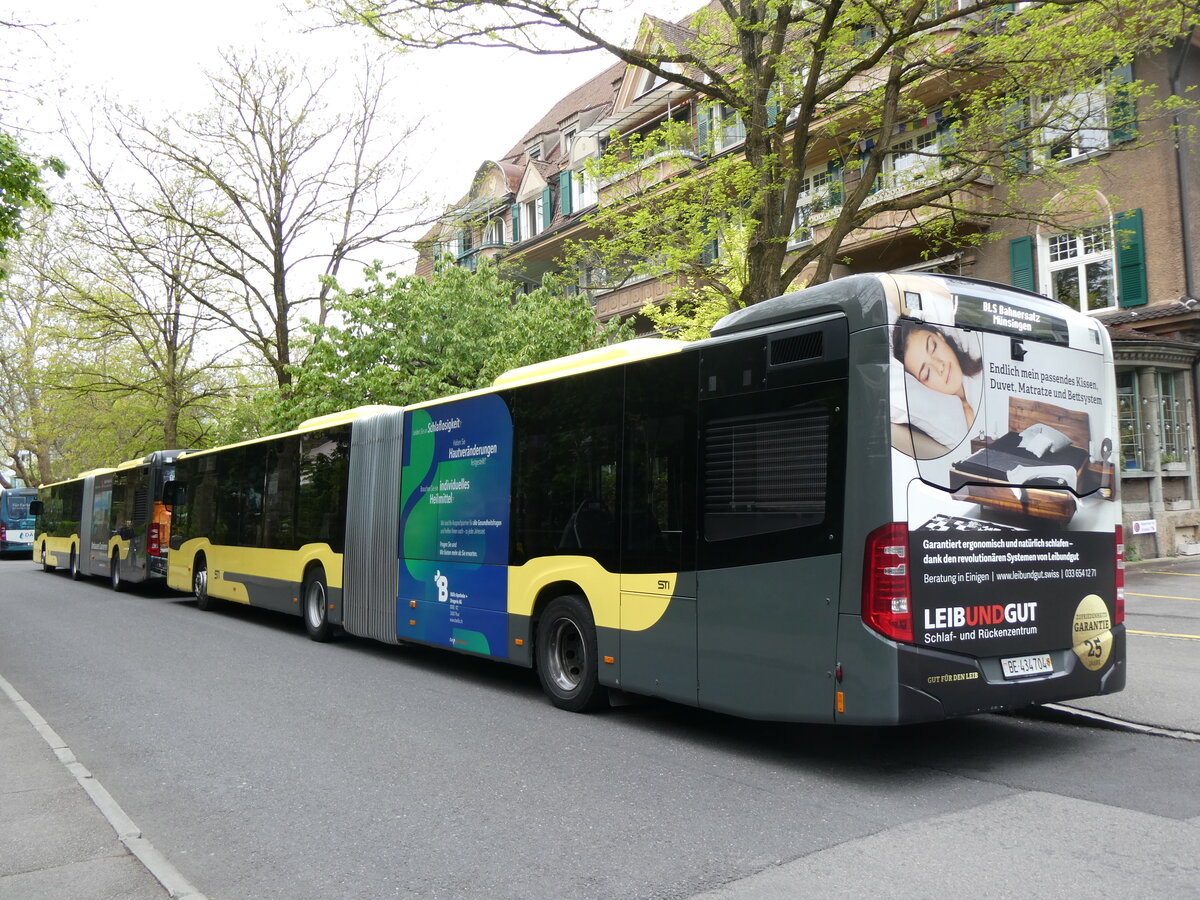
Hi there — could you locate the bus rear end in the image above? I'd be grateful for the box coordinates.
[853,274,1123,723]
[0,487,37,555]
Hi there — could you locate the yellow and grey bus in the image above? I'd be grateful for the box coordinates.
[163,273,1124,724]
[33,451,186,589]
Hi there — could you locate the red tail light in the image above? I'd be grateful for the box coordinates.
[1114,525,1125,625]
[863,522,913,643]
[0,525,6,541]
[148,523,161,557]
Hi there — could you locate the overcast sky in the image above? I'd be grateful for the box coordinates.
[5,0,681,264]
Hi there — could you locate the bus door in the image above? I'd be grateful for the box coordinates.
[694,320,849,721]
[619,353,698,706]
[89,473,114,575]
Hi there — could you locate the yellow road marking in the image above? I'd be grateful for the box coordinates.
[1140,570,1200,577]
[1128,629,1200,641]
[1128,592,1200,602]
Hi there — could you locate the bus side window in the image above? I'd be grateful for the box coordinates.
[509,368,622,568]
[622,353,698,575]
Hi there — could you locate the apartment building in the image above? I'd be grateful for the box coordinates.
[417,10,1200,557]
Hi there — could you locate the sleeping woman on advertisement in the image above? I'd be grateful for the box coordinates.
[892,318,984,452]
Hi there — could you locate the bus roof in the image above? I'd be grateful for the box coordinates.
[492,338,690,389]
[177,406,403,463]
[38,467,117,489]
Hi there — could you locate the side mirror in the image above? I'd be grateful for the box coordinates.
[29,500,43,516]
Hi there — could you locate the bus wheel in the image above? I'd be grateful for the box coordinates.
[303,566,333,642]
[41,545,55,573]
[536,595,605,713]
[110,552,123,592]
[194,555,216,610]
[69,548,81,581]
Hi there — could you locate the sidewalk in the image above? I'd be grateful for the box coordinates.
[0,676,194,900]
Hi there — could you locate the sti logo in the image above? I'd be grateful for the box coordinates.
[434,570,449,603]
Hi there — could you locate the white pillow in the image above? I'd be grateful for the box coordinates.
[1018,423,1072,454]
[900,369,968,447]
[1019,432,1055,458]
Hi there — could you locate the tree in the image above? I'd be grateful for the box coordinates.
[320,0,1191,323]
[0,19,66,283]
[285,262,630,425]
[101,50,421,389]
[46,169,235,450]
[0,215,133,484]
[0,133,64,281]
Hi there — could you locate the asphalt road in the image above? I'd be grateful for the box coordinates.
[1,558,1198,898]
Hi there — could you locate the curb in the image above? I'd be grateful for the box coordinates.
[0,673,208,900]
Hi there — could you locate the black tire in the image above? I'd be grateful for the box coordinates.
[302,565,334,642]
[535,594,605,712]
[110,552,123,592]
[41,545,55,573]
[69,547,82,581]
[193,554,217,610]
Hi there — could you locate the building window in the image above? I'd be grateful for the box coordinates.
[575,168,597,210]
[876,125,940,193]
[1158,372,1188,465]
[1044,223,1115,311]
[791,163,843,246]
[523,199,541,238]
[484,218,505,247]
[700,103,745,153]
[1038,76,1109,163]
[1116,372,1144,470]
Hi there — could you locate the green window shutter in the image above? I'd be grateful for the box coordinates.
[937,114,957,168]
[1116,208,1148,307]
[827,160,844,206]
[766,87,780,128]
[559,170,574,216]
[1108,61,1137,145]
[696,103,711,156]
[1009,236,1035,292]
[542,186,553,225]
[510,204,521,243]
[860,146,879,195]
[1003,100,1030,175]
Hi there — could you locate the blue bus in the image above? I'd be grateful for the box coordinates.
[0,487,37,555]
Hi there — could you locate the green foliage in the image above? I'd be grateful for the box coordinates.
[282,262,630,428]
[0,132,65,280]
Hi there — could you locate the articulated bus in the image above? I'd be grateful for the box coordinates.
[0,487,37,555]
[161,273,1123,724]
[33,468,113,579]
[32,450,186,589]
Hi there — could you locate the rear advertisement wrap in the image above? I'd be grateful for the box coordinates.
[884,274,1118,673]
[399,393,513,656]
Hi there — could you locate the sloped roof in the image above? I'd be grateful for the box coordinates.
[500,60,626,162]
[1092,298,1200,326]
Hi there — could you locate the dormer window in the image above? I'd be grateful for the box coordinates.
[635,62,678,98]
[562,128,577,157]
[528,145,541,161]
[484,218,505,247]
